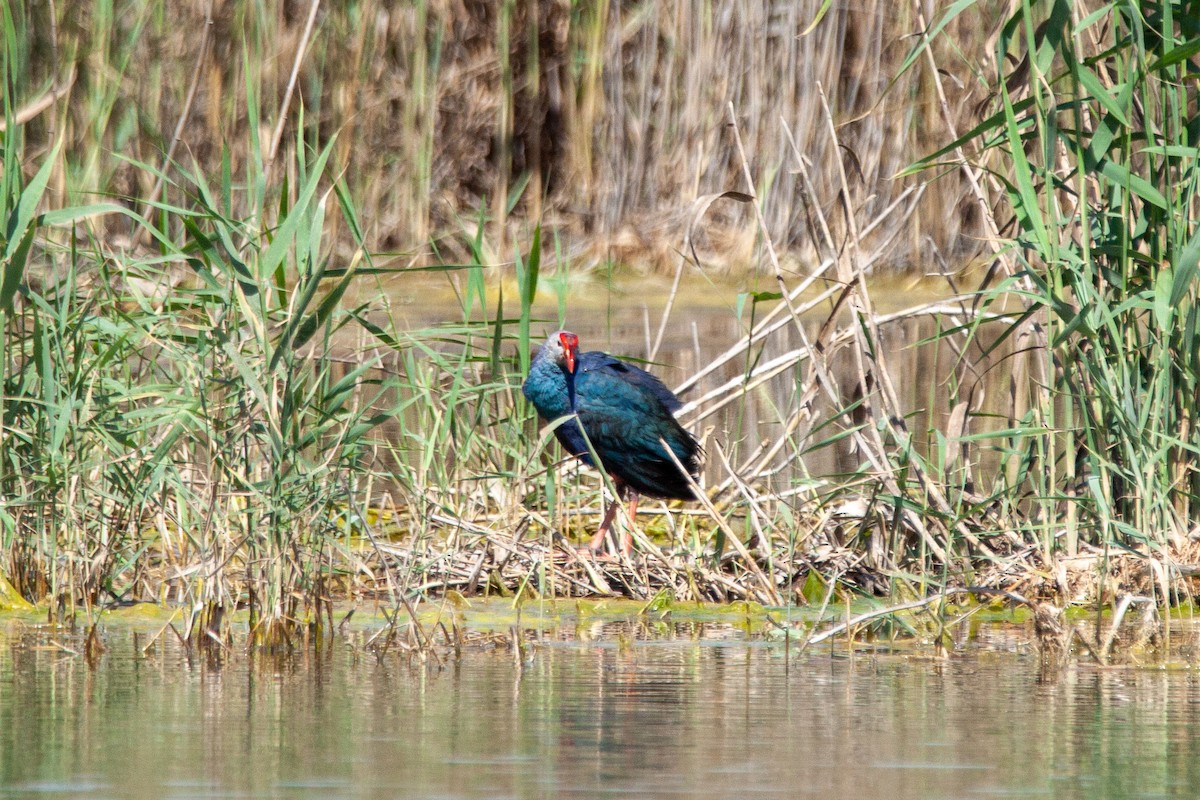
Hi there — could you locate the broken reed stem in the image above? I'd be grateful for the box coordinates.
[804,589,966,646]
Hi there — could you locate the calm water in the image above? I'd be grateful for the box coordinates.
[3,622,1199,799]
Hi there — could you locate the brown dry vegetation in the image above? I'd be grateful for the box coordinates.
[15,0,1003,273]
[6,0,1200,660]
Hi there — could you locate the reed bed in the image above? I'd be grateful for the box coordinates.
[1,0,1198,657]
[7,0,994,273]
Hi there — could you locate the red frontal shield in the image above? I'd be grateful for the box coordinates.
[559,331,579,373]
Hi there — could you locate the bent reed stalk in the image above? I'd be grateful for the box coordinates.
[0,0,1197,655]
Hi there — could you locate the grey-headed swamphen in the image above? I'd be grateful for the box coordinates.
[523,330,701,556]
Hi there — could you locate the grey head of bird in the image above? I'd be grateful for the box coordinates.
[543,330,579,375]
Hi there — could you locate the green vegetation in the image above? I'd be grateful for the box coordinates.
[905,0,1200,594]
[0,0,1198,654]
[877,0,1200,656]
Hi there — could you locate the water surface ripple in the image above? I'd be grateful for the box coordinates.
[1,627,1198,799]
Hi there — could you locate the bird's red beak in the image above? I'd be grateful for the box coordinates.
[559,331,579,373]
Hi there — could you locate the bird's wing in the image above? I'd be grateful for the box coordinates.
[572,366,697,465]
[572,369,700,499]
[577,352,683,413]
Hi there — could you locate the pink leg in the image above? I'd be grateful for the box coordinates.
[586,497,619,552]
[620,492,640,557]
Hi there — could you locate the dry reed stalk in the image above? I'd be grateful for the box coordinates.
[823,83,998,559]
[672,260,837,401]
[906,3,1057,563]
[713,440,787,548]
[134,0,214,247]
[728,101,958,562]
[15,0,1001,270]
[661,436,782,605]
[909,0,1019,285]
[0,68,76,132]
[265,0,322,180]
[647,188,756,363]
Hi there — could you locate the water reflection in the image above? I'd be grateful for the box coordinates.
[2,625,1198,799]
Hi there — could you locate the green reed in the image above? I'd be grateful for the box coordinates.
[7,0,1200,649]
[908,0,1200,571]
[0,7,412,638]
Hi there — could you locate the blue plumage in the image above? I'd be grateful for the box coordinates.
[523,332,700,501]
